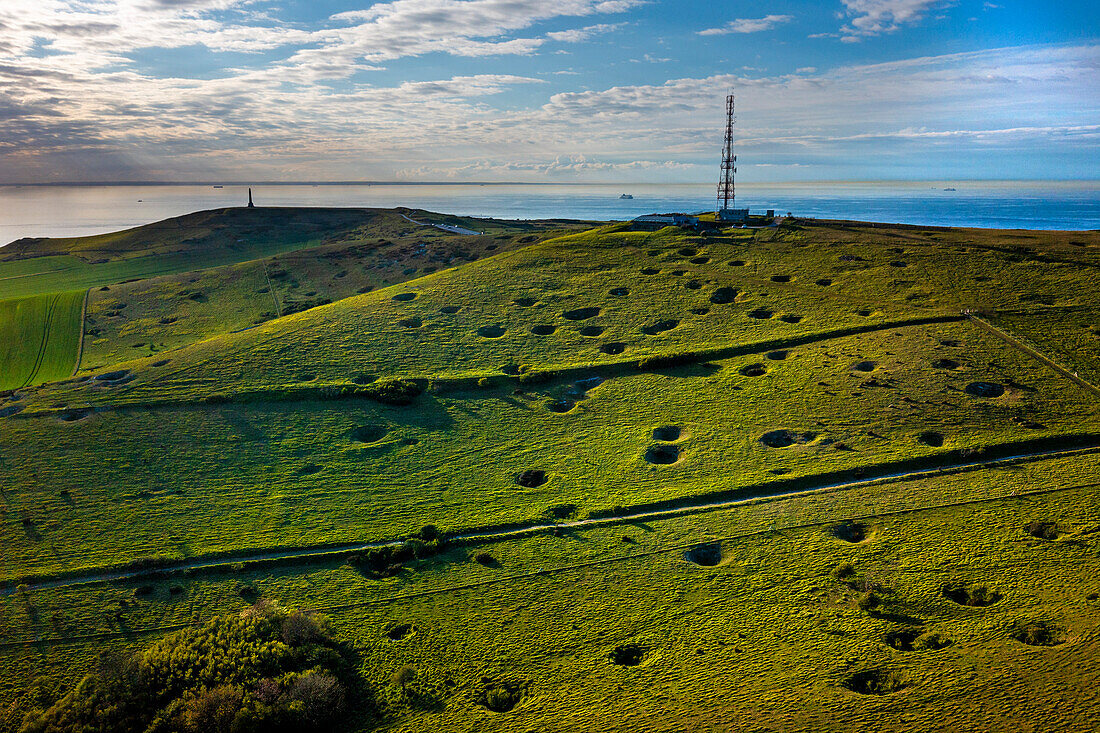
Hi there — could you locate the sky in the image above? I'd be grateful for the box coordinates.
[0,0,1097,183]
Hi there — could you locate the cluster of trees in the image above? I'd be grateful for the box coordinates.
[21,602,362,733]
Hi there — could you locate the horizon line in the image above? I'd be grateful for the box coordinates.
[3,178,1099,188]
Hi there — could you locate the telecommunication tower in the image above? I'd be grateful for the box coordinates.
[717,93,736,215]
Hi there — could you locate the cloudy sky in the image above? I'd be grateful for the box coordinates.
[1,0,1097,183]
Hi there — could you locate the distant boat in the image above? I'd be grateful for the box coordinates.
[213,185,223,189]
[943,187,957,191]
[619,194,634,199]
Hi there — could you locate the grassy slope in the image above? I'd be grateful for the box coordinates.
[0,219,1099,732]
[0,291,85,390]
[3,453,1099,731]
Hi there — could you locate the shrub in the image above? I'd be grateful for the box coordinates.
[19,602,359,733]
[358,378,423,406]
[638,352,700,371]
[857,592,882,613]
[830,562,856,580]
[518,370,557,385]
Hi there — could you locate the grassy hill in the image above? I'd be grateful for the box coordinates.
[0,213,1098,732]
[0,291,85,390]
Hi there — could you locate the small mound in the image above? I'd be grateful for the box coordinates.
[579,325,605,337]
[831,521,869,543]
[644,444,681,464]
[710,287,739,304]
[514,297,537,306]
[642,319,679,335]
[917,431,944,447]
[298,463,323,475]
[547,399,576,413]
[386,624,414,640]
[759,430,817,448]
[942,582,1002,607]
[439,305,461,314]
[609,644,648,666]
[563,307,601,320]
[816,278,833,286]
[739,364,766,377]
[852,361,877,372]
[912,632,952,651]
[747,308,773,320]
[516,470,548,488]
[765,350,788,361]
[609,287,630,296]
[779,314,802,324]
[600,342,626,355]
[1008,620,1065,647]
[652,425,681,441]
[1025,521,1061,540]
[398,316,422,328]
[683,542,722,566]
[843,669,908,695]
[350,425,387,444]
[477,325,507,338]
[392,293,417,301]
[932,358,959,369]
[771,275,791,283]
[965,382,1005,398]
[531,325,556,335]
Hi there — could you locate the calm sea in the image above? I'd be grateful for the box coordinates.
[1,181,1097,243]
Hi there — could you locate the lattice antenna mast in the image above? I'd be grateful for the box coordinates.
[717,93,736,212]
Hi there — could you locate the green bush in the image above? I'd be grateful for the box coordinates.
[357,378,423,406]
[637,352,700,370]
[20,602,358,733]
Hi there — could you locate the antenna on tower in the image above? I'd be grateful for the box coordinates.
[717,92,737,219]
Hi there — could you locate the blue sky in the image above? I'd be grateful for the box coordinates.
[0,0,1096,183]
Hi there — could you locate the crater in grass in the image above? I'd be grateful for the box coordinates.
[683,542,722,566]
[779,314,803,323]
[852,360,877,372]
[1025,521,1061,540]
[580,325,605,337]
[477,324,506,338]
[966,382,1005,398]
[644,444,681,464]
[941,582,1002,607]
[748,308,773,320]
[1009,620,1065,647]
[547,399,575,413]
[710,287,739,304]
[917,431,944,447]
[514,297,537,307]
[739,364,766,377]
[843,669,908,695]
[831,521,869,543]
[439,305,461,314]
[350,425,387,444]
[652,425,681,441]
[609,644,648,666]
[771,275,791,283]
[932,358,959,369]
[392,292,416,302]
[759,430,817,448]
[816,278,833,286]
[642,319,679,335]
[766,350,788,360]
[398,316,422,328]
[531,325,556,335]
[563,307,601,320]
[386,624,414,640]
[609,287,630,296]
[516,470,548,488]
[600,342,626,355]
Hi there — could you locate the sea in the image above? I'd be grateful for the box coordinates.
[1,181,1097,243]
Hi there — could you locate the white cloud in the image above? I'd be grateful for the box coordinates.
[699,14,793,35]
[547,23,622,42]
[840,0,953,38]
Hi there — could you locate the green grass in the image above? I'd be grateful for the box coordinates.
[1,214,1099,732]
[0,291,85,390]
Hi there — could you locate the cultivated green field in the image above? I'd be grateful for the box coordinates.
[0,211,1098,733]
[0,291,85,390]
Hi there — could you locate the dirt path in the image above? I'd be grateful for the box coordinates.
[7,440,1098,596]
[967,312,1100,397]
